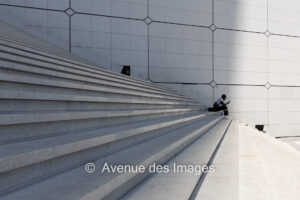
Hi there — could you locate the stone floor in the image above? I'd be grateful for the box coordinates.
[239,124,300,200]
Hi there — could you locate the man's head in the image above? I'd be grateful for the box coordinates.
[221,94,226,100]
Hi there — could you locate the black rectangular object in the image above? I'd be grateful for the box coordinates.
[255,125,264,132]
[121,65,130,76]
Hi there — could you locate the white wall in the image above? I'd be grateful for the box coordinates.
[1,0,300,137]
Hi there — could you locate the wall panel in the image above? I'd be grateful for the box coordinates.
[0,6,69,49]
[149,22,212,83]
[71,14,148,79]
[214,29,268,85]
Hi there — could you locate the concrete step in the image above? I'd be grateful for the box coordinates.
[0,20,216,200]
[0,33,89,66]
[0,79,198,110]
[0,21,182,95]
[0,59,191,103]
[0,43,187,98]
[193,120,239,200]
[0,35,96,74]
[0,98,199,113]
[0,34,85,63]
[0,108,198,126]
[0,34,88,65]
[0,38,180,97]
[0,21,160,86]
[0,116,223,199]
[0,48,189,100]
[0,112,210,166]
[0,66,196,104]
[0,87,196,108]
[0,21,90,64]
[0,113,213,194]
[122,118,232,200]
[0,108,200,144]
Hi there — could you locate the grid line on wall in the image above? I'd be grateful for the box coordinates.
[0,3,64,12]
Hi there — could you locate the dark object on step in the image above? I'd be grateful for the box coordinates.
[255,125,264,132]
[121,65,130,76]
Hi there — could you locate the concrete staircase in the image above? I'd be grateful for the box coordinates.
[0,21,234,200]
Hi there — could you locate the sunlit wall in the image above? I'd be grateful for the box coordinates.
[1,0,300,137]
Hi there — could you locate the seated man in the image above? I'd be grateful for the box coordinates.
[208,94,230,116]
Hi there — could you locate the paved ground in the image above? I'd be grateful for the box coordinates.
[239,124,300,200]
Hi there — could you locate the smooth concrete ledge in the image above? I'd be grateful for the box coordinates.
[0,116,222,199]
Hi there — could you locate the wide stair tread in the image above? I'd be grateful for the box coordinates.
[0,65,194,103]
[0,112,211,172]
[1,116,223,200]
[0,108,198,125]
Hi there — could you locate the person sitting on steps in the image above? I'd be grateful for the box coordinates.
[208,94,230,116]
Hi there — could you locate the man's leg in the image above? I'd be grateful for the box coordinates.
[213,103,219,112]
[221,105,228,116]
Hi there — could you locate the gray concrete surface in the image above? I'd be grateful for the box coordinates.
[122,119,231,200]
